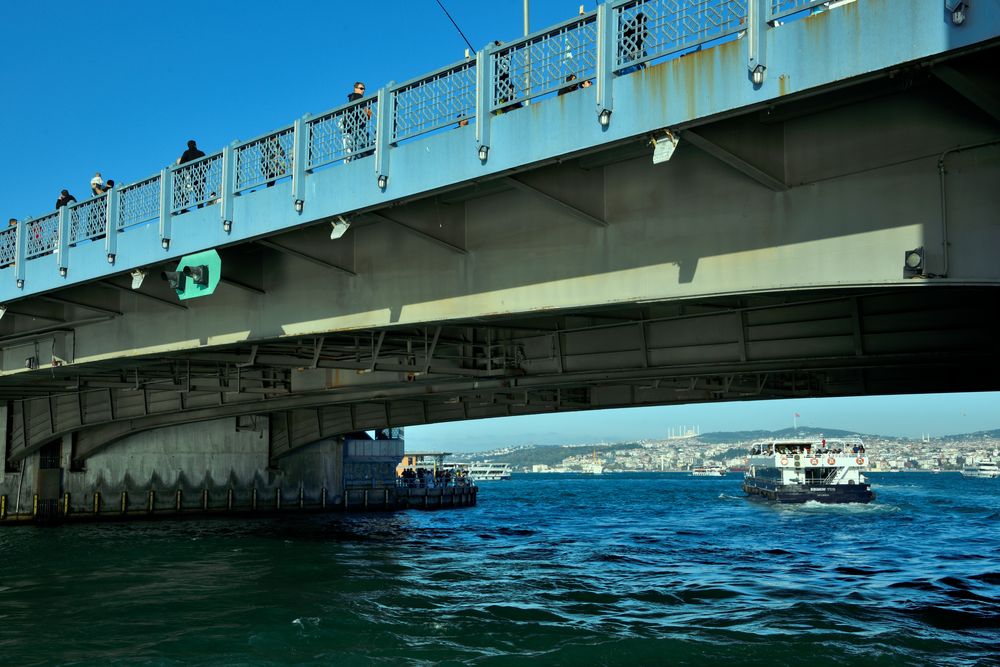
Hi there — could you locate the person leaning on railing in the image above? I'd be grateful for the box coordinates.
[94,178,116,195]
[261,140,288,188]
[176,140,207,210]
[558,73,592,96]
[55,189,77,210]
[341,81,373,163]
[493,41,524,114]
[619,11,648,74]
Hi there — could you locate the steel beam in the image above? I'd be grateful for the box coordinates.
[100,280,188,311]
[502,176,608,227]
[366,212,468,255]
[37,295,122,317]
[254,240,356,277]
[934,65,1000,124]
[682,130,787,192]
[220,276,266,296]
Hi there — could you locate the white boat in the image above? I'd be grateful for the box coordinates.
[467,462,512,481]
[961,461,999,478]
[742,438,875,504]
[691,465,726,477]
[582,448,604,474]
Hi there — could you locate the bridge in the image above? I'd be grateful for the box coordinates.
[1,0,999,518]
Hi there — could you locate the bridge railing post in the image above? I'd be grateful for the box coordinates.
[220,143,236,233]
[595,1,615,127]
[13,215,26,289]
[104,184,119,264]
[291,115,309,212]
[748,0,768,86]
[158,168,172,250]
[375,84,394,190]
[55,205,71,277]
[475,46,493,161]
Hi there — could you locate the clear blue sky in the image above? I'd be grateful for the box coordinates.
[0,0,585,217]
[2,2,997,452]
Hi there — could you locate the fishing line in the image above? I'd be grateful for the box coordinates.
[433,0,475,53]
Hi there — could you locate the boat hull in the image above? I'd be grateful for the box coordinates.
[742,479,875,504]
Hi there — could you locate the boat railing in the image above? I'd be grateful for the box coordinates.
[396,476,474,489]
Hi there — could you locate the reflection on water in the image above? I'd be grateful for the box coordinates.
[0,473,997,665]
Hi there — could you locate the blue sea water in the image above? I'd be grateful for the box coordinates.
[0,472,998,666]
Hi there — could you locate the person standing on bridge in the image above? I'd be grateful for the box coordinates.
[55,189,77,209]
[619,11,648,74]
[342,81,372,163]
[493,40,523,114]
[260,138,288,188]
[176,140,207,210]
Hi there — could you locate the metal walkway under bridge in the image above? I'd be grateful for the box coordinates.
[2,0,1000,468]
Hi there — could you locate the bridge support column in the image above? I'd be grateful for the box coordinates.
[595,1,615,126]
[220,144,236,233]
[375,84,394,189]
[13,212,26,288]
[747,0,768,86]
[55,205,70,277]
[158,168,172,250]
[104,184,119,263]
[475,47,493,160]
[291,116,308,213]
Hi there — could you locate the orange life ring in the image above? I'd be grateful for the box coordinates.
[810,458,819,465]
[855,457,865,465]
[780,457,789,465]
[827,457,836,465]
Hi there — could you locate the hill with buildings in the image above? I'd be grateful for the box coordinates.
[445,427,1000,473]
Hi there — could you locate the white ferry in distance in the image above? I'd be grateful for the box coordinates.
[467,462,512,481]
[691,465,726,477]
[742,438,875,503]
[961,460,999,478]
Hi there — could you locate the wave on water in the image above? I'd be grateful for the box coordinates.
[774,500,901,514]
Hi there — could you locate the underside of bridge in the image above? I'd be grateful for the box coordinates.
[3,35,1000,469]
[5,284,1000,467]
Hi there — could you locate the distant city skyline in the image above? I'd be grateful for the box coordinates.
[406,392,1000,452]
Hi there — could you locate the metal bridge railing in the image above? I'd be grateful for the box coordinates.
[68,194,108,244]
[0,227,15,268]
[392,59,479,143]
[612,0,749,72]
[1,0,861,290]
[171,151,224,213]
[235,126,295,193]
[491,12,599,110]
[307,97,379,170]
[117,175,161,230]
[25,212,60,260]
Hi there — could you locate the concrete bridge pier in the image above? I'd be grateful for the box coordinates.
[0,410,416,523]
